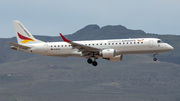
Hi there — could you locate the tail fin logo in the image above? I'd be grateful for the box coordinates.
[17,32,34,43]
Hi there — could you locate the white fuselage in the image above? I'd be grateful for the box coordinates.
[20,38,173,57]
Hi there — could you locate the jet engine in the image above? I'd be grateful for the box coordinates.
[100,49,116,58]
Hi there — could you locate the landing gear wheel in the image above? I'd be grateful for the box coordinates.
[87,58,93,64]
[153,53,158,61]
[92,61,98,66]
[153,58,157,61]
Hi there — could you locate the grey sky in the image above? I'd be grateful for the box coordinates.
[0,0,180,38]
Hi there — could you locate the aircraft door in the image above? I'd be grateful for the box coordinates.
[44,44,48,52]
[149,40,153,48]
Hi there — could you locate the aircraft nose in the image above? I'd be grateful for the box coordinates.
[167,44,174,51]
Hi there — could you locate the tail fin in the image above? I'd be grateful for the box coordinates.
[13,21,45,44]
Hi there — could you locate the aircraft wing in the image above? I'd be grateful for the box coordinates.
[7,42,30,49]
[60,33,101,56]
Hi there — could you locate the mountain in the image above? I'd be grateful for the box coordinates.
[68,24,146,40]
[0,24,180,101]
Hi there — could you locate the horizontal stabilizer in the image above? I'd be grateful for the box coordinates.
[7,42,30,49]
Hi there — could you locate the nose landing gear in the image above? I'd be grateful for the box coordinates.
[153,58,157,61]
[153,53,158,61]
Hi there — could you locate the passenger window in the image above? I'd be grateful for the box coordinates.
[141,42,143,44]
[119,43,121,45]
[134,42,136,44]
[100,43,102,45]
[61,45,63,47]
[108,43,110,45]
[96,44,98,45]
[65,45,67,47]
[105,43,106,45]
[54,45,56,47]
[127,42,128,44]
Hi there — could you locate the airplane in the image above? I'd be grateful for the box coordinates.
[8,21,174,66]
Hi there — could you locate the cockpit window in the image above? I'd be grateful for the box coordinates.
[157,40,164,43]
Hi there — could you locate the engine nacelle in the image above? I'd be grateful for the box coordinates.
[108,55,123,61]
[100,49,116,58]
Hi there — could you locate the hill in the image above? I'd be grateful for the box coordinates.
[0,55,179,101]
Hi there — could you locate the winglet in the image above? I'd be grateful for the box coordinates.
[60,33,71,42]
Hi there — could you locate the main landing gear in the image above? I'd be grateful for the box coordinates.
[87,58,98,66]
[153,53,158,61]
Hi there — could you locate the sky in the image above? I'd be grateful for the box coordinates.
[0,0,180,38]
